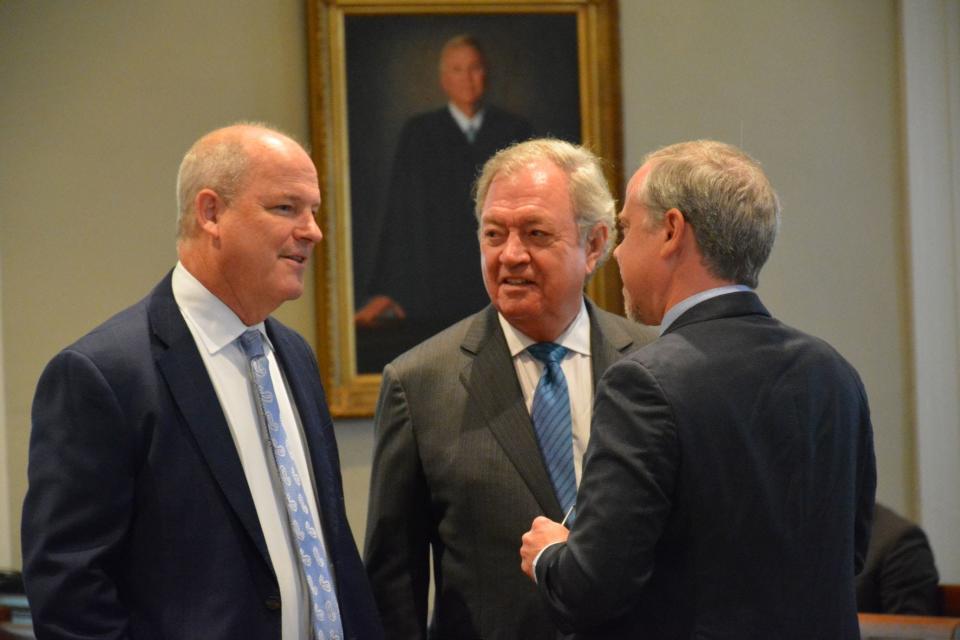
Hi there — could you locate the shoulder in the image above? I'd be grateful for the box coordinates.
[401,108,451,132]
[590,304,657,349]
[485,105,532,129]
[870,504,924,554]
[386,312,481,380]
[59,291,155,370]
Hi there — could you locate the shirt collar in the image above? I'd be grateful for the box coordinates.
[448,102,485,133]
[172,261,268,355]
[659,284,753,335]
[498,299,591,358]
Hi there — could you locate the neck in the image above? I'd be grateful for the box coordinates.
[452,101,481,118]
[178,246,267,326]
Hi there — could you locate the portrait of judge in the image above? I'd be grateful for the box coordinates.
[355,34,533,360]
[343,14,581,373]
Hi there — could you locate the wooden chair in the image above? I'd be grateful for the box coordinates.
[859,613,960,640]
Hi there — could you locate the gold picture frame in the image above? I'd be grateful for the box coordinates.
[307,0,623,416]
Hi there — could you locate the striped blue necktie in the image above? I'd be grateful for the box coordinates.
[238,329,343,640]
[528,342,577,524]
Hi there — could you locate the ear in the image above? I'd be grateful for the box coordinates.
[193,188,226,239]
[659,208,688,258]
[583,223,609,274]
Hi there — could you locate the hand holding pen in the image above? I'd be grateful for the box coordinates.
[519,505,574,580]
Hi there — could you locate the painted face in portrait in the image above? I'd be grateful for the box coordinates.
[440,44,486,116]
[480,160,604,342]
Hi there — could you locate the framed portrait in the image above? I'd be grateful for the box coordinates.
[307,0,624,416]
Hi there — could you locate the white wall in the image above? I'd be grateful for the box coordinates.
[0,250,10,567]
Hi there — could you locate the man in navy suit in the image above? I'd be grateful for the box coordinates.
[22,123,383,639]
[355,35,532,371]
[521,140,877,638]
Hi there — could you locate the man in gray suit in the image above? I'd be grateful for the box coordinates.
[521,140,876,638]
[364,139,654,639]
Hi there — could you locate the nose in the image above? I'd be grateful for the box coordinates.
[500,232,529,266]
[295,211,323,244]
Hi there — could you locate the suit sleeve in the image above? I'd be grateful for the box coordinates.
[22,349,135,639]
[363,363,432,640]
[536,358,679,632]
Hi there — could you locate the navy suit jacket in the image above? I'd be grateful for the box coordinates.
[22,273,382,640]
[536,292,876,639]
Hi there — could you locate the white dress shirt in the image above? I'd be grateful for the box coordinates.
[448,102,485,140]
[498,300,593,484]
[172,262,326,640]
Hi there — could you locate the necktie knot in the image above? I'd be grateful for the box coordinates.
[527,342,568,367]
[238,329,265,359]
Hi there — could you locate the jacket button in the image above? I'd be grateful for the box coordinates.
[265,595,281,611]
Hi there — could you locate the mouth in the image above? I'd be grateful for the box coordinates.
[501,277,534,286]
[282,255,307,265]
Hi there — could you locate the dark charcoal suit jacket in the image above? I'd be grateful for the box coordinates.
[22,272,382,640]
[536,291,877,639]
[856,503,940,615]
[364,302,655,640]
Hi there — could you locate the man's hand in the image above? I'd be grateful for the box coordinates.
[355,295,406,328]
[520,516,569,581]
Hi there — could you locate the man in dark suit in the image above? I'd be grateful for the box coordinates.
[521,140,877,638]
[21,123,383,640]
[355,34,533,371]
[856,503,940,615]
[364,139,655,639]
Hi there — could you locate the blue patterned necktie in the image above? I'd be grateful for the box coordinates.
[238,329,343,640]
[464,124,477,143]
[527,342,577,524]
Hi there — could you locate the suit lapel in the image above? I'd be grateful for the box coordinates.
[148,274,272,569]
[458,302,646,520]
[459,307,564,518]
[267,323,349,552]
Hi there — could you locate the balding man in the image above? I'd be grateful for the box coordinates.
[22,123,383,640]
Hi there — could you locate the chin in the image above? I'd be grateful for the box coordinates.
[278,282,305,302]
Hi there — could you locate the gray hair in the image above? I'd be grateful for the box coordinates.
[439,34,487,71]
[637,140,781,288]
[473,138,617,266]
[175,121,294,239]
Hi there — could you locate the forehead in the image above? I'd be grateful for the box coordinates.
[243,145,320,199]
[441,45,484,68]
[481,161,574,225]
